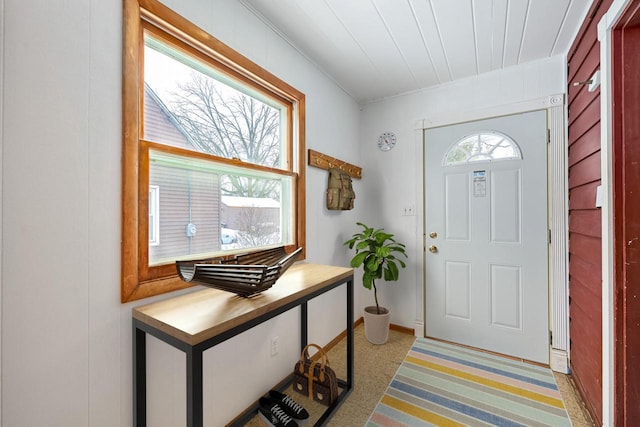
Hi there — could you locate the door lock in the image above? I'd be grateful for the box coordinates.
[429,231,438,239]
[428,245,438,253]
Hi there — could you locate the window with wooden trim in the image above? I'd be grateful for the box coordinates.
[122,0,306,302]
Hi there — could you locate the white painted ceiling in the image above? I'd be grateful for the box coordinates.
[240,0,592,103]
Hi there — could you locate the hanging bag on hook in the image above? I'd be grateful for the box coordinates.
[326,168,355,210]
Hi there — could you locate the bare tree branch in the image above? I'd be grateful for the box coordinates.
[168,73,281,199]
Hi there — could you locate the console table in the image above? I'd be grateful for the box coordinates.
[132,262,354,426]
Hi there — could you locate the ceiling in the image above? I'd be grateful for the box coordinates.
[240,0,592,103]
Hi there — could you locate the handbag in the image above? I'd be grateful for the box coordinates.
[292,344,338,406]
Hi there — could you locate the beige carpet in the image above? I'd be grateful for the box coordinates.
[246,325,594,426]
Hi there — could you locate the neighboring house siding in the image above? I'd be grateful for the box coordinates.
[567,0,614,424]
[222,206,279,231]
[220,196,280,231]
[149,165,221,262]
[143,84,191,149]
[144,84,221,262]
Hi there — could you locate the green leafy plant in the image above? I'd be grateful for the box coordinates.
[344,222,407,314]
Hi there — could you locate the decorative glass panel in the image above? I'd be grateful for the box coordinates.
[444,131,522,165]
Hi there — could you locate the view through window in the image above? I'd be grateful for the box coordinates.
[144,35,293,265]
[122,0,305,302]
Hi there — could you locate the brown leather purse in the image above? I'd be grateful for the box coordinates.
[292,344,338,406]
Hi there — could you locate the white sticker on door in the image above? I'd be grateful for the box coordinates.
[473,170,486,197]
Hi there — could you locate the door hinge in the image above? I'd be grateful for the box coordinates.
[547,129,551,144]
[549,330,553,346]
[548,229,552,245]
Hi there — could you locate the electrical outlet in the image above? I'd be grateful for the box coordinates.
[403,205,415,216]
[270,336,279,357]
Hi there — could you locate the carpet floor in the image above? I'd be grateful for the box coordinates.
[367,337,572,427]
[245,325,592,426]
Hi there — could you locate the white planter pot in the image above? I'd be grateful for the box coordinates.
[363,306,390,344]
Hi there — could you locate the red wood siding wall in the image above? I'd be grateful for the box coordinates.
[567,0,614,424]
[613,4,640,423]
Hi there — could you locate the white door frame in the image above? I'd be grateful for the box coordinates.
[598,0,633,424]
[413,93,569,372]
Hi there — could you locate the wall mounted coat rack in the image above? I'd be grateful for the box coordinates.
[308,149,362,179]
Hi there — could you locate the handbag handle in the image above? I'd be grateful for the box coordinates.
[297,343,330,380]
[297,343,332,399]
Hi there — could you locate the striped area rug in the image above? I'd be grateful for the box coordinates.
[367,338,571,427]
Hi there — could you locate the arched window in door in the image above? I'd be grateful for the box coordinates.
[444,131,522,165]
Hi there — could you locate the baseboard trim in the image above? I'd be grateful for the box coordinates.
[414,321,424,337]
[390,323,415,336]
[354,317,364,328]
[550,348,570,374]
[323,317,413,353]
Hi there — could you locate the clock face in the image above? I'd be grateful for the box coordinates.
[377,131,396,151]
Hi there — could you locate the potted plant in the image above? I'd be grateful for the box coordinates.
[344,222,407,344]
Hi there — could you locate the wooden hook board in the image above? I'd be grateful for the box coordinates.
[308,149,362,179]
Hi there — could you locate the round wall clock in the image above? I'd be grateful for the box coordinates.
[377,131,396,151]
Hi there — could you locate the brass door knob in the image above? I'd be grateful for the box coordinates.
[429,232,438,239]
[428,245,438,253]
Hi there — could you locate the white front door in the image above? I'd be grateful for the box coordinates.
[424,110,549,364]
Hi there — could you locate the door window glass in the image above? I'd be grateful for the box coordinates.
[444,131,522,165]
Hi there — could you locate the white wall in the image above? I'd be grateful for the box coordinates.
[0,0,569,424]
[358,56,567,331]
[1,1,361,426]
[0,0,4,418]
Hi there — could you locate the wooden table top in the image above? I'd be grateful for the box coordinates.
[132,263,353,346]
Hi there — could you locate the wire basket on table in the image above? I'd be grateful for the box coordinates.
[175,246,303,297]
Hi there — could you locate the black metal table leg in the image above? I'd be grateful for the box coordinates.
[301,302,308,352]
[187,348,204,427]
[346,278,354,389]
[133,323,147,427]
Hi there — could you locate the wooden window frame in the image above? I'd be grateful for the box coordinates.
[122,0,306,302]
